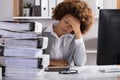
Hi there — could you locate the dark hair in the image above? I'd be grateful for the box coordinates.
[52,1,93,34]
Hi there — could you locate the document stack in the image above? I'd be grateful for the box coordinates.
[0,21,42,38]
[0,21,49,79]
[0,65,2,80]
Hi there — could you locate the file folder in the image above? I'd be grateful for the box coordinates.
[35,0,41,5]
[1,21,42,34]
[32,6,41,16]
[3,46,43,58]
[41,0,49,17]
[33,0,41,16]
[0,46,4,56]
[48,0,57,17]
[0,21,34,32]
[4,57,43,68]
[2,37,48,50]
[4,66,44,78]
[34,22,42,34]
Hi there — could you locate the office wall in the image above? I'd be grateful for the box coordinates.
[103,0,117,9]
[0,0,117,65]
[0,0,13,21]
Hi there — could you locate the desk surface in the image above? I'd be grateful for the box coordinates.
[2,65,120,80]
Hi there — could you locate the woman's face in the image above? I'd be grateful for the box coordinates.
[58,15,74,35]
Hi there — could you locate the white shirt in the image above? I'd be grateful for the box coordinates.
[44,23,84,60]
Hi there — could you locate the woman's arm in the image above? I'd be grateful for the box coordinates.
[73,38,86,66]
[67,15,82,39]
[67,15,86,66]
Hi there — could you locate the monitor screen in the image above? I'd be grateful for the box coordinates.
[97,9,120,65]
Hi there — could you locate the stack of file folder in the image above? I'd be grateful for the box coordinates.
[0,21,42,38]
[0,21,49,78]
[5,66,44,78]
[0,66,2,79]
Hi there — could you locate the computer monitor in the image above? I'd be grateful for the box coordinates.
[97,9,120,65]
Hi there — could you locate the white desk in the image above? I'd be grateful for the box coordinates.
[2,65,120,80]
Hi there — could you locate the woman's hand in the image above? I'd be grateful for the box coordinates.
[49,59,69,66]
[67,15,82,39]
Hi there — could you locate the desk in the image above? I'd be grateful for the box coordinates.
[2,65,120,80]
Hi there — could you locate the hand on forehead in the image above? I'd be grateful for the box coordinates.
[65,15,80,23]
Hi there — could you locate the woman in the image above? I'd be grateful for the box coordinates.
[42,1,93,66]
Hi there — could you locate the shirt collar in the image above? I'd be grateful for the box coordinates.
[44,22,74,38]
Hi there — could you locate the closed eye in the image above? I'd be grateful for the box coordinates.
[64,20,72,28]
